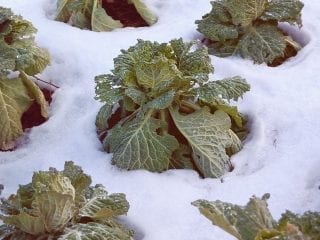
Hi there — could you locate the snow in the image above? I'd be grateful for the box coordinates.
[0,0,319,239]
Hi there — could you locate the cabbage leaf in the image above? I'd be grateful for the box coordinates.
[95,39,250,178]
[0,162,133,239]
[196,0,304,64]
[192,194,320,240]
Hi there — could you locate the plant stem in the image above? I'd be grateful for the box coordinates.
[159,109,168,135]
[181,100,201,111]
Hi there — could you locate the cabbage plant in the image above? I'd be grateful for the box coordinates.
[0,161,133,240]
[0,7,50,150]
[196,0,304,65]
[95,38,250,178]
[55,0,157,31]
[193,194,320,240]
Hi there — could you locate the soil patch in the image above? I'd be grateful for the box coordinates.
[102,0,148,27]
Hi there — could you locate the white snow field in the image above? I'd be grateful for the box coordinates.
[0,0,319,239]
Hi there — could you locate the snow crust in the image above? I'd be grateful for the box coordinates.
[0,0,319,239]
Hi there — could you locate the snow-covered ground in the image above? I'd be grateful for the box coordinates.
[0,0,319,239]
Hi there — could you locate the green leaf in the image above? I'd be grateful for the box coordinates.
[32,171,74,195]
[0,229,35,240]
[224,0,267,26]
[145,90,175,110]
[279,211,320,239]
[0,43,16,76]
[55,0,71,22]
[170,38,213,84]
[59,222,133,240]
[0,77,32,150]
[196,2,238,42]
[210,100,244,127]
[20,72,49,118]
[62,161,92,206]
[96,103,113,133]
[3,212,45,235]
[95,74,124,105]
[0,7,13,23]
[261,0,304,26]
[22,45,51,76]
[239,23,286,64]
[91,0,123,32]
[192,194,275,240]
[80,186,129,220]
[170,107,234,178]
[106,113,179,172]
[32,191,75,233]
[227,129,242,155]
[197,76,250,103]
[196,0,303,64]
[130,0,157,25]
[0,162,134,239]
[207,40,239,58]
[197,19,238,42]
[71,11,91,29]
[135,56,179,95]
[125,87,147,106]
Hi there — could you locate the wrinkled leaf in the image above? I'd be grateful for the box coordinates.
[196,0,303,64]
[224,0,267,26]
[279,211,320,239]
[170,38,213,84]
[95,74,124,105]
[192,194,275,240]
[55,0,71,22]
[22,46,50,76]
[239,24,286,64]
[106,114,179,172]
[91,0,123,32]
[20,72,49,118]
[197,76,250,103]
[3,211,45,235]
[80,185,129,219]
[135,56,179,95]
[0,77,31,150]
[33,191,75,233]
[96,103,113,133]
[32,171,74,196]
[196,2,238,42]
[170,107,234,178]
[131,0,157,25]
[145,90,175,110]
[210,100,244,127]
[62,161,92,205]
[125,87,147,106]
[262,0,304,26]
[0,43,16,76]
[59,222,133,240]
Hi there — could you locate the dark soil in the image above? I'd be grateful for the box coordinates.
[102,0,148,27]
[21,88,53,130]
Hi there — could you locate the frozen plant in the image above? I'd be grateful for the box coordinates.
[196,0,304,65]
[0,7,50,150]
[0,161,134,240]
[55,0,157,31]
[193,194,320,240]
[95,38,250,178]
